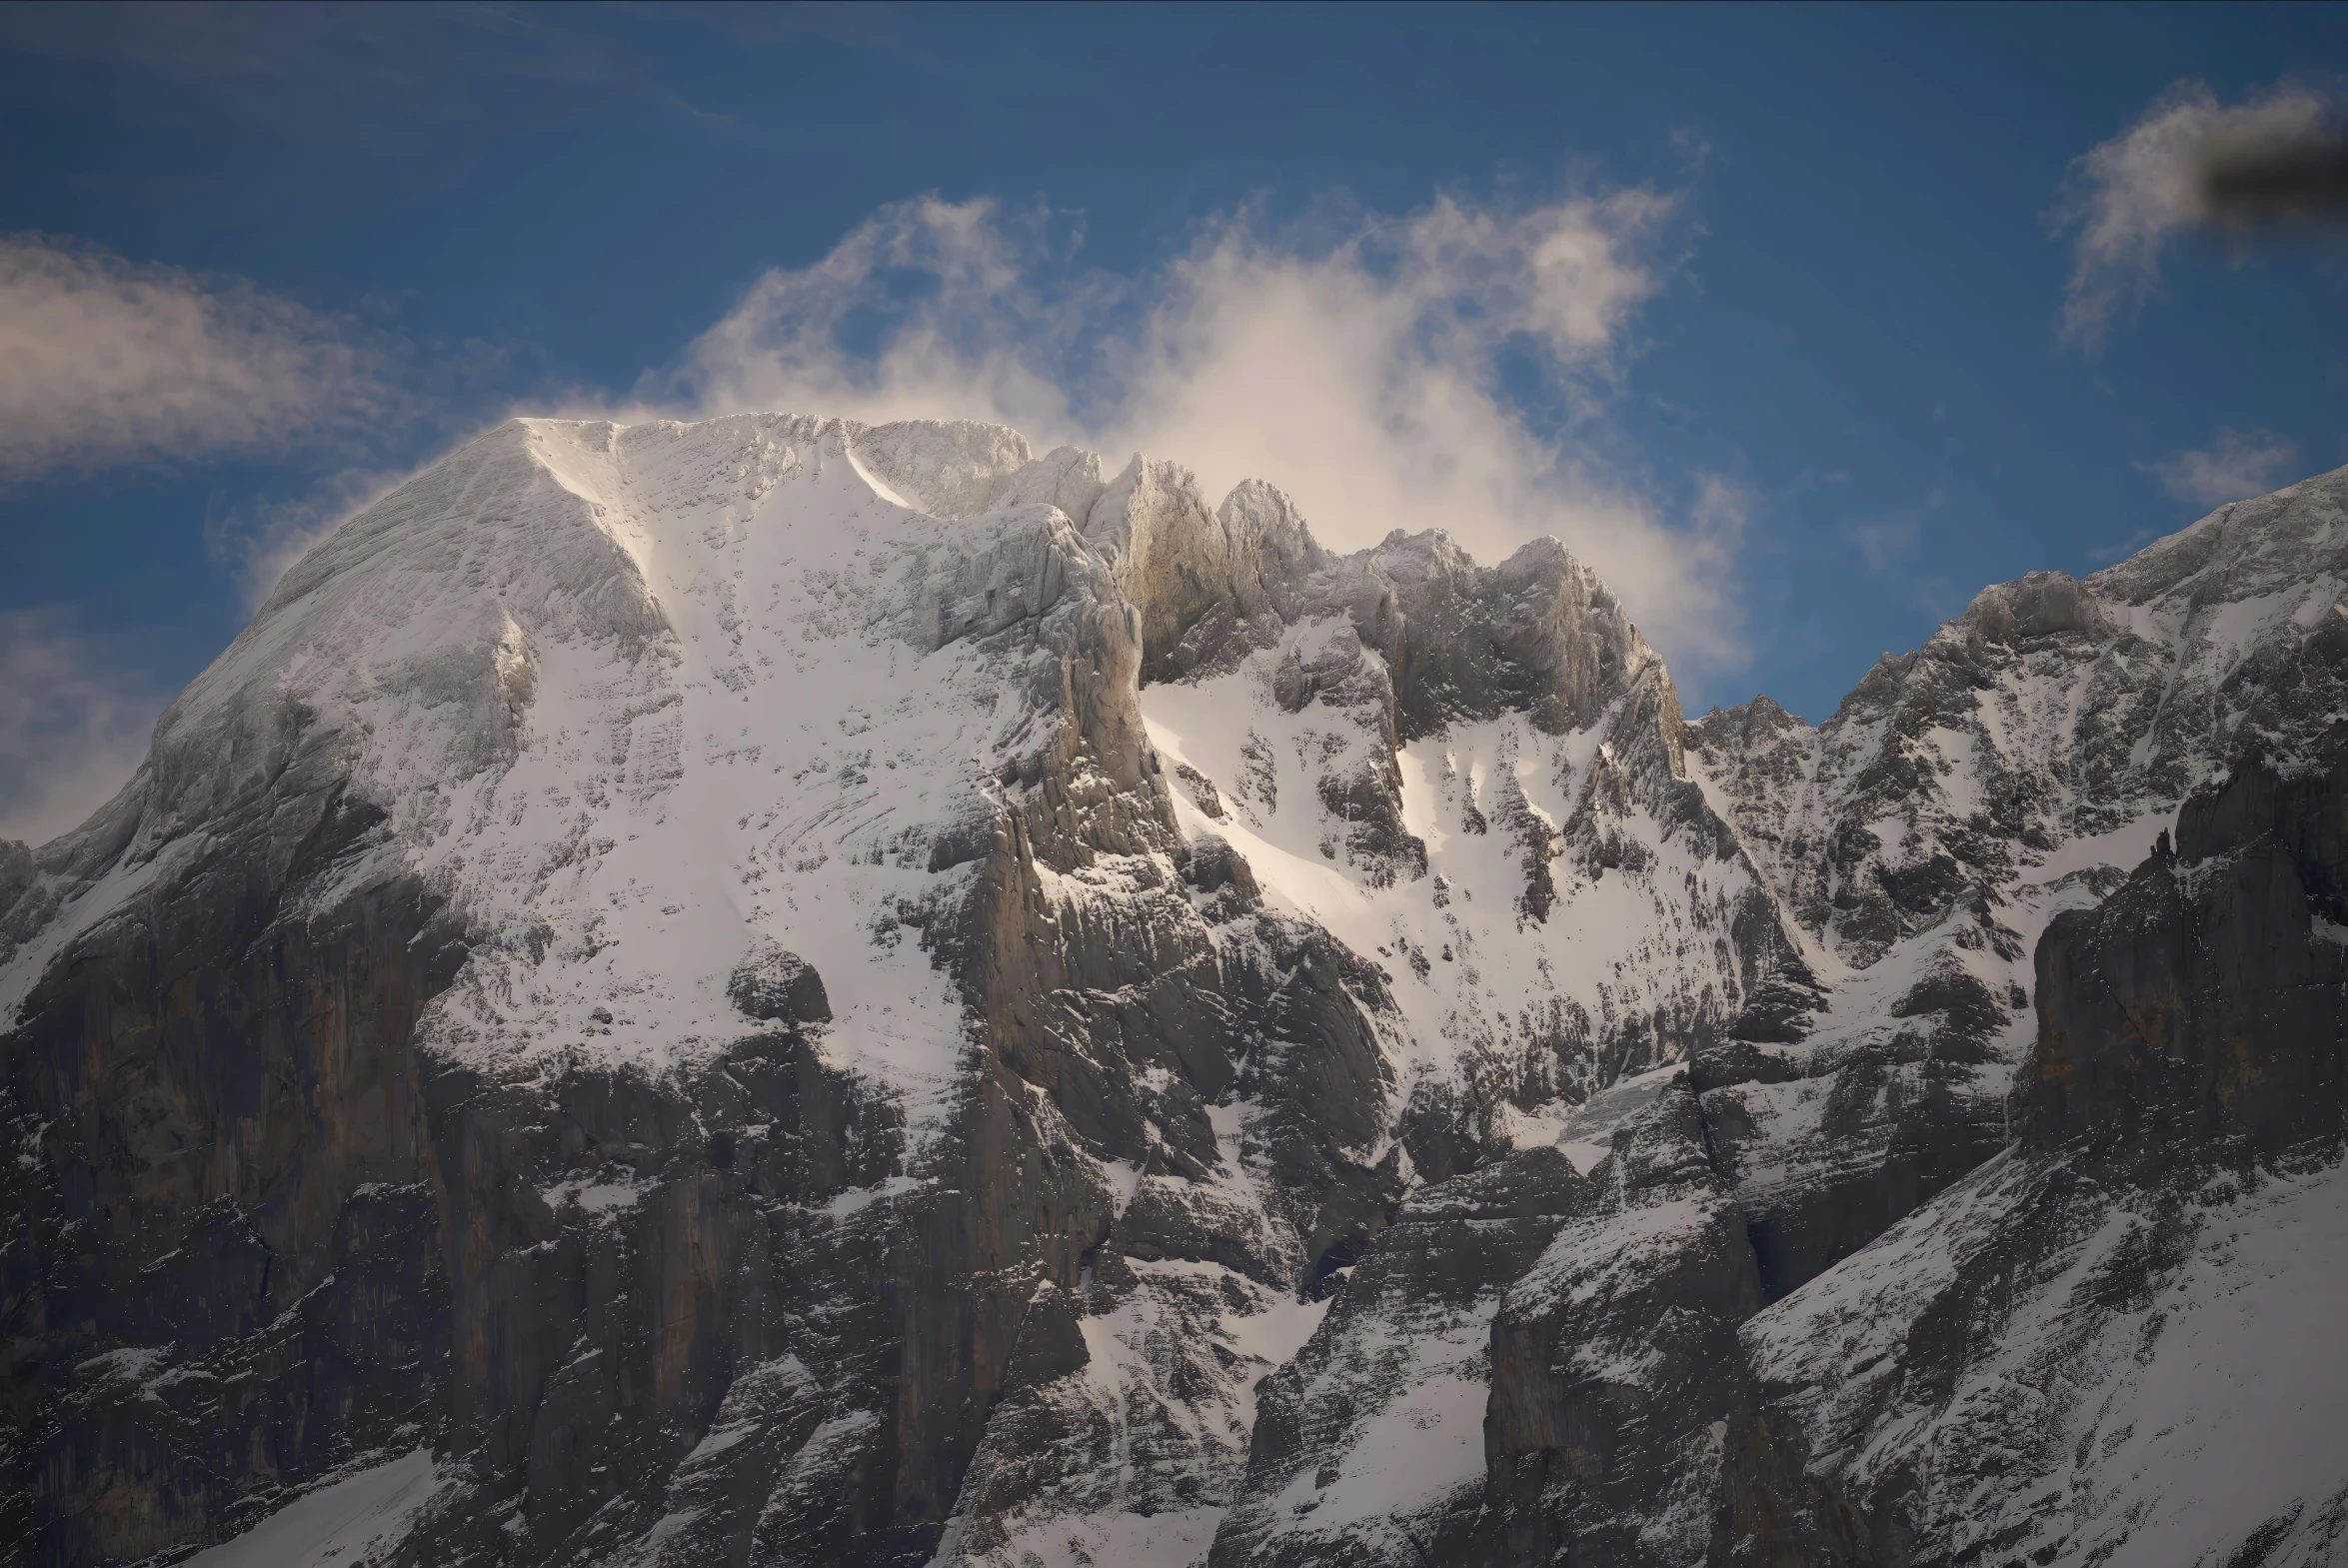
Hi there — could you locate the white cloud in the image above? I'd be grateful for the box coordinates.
[656,188,1753,678]
[0,610,161,848]
[2148,428,2299,508]
[0,234,393,479]
[2054,80,2335,351]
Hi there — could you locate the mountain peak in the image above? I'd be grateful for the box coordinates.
[18,418,2348,1568]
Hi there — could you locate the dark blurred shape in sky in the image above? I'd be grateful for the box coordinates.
[2202,117,2348,227]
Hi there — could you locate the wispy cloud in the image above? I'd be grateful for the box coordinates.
[2147,427,2300,508]
[1846,515,1921,574]
[203,466,413,611]
[654,187,1753,677]
[2085,529,2160,566]
[0,234,396,480]
[2053,80,2336,352]
[0,610,162,848]
[1839,493,1964,617]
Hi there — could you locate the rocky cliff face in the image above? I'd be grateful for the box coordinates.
[1725,726,2348,1567]
[1684,472,2348,1299]
[5,417,2346,1568]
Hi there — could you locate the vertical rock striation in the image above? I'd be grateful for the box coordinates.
[1725,726,2348,1567]
[7,418,2348,1568]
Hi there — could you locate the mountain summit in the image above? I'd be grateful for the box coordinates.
[7,415,2346,1568]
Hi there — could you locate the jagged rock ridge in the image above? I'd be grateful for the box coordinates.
[3,416,2345,1568]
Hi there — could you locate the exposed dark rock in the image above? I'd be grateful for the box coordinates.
[1465,1087,1762,1568]
[1720,959,1828,1046]
[14,420,2348,1568]
[1209,1146,1598,1568]
[727,939,833,1024]
[1723,726,2348,1568]
[0,839,30,923]
[2,784,461,1566]
[2025,732,2348,1172]
[1174,762,1227,819]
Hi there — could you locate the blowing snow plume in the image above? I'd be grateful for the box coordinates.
[649,188,1750,681]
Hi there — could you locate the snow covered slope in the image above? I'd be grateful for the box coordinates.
[1139,531,1793,1163]
[1684,465,2348,1298]
[8,416,2348,1568]
[7,410,1789,1567]
[6,414,1174,1124]
[182,1448,445,1568]
[1729,731,2348,1566]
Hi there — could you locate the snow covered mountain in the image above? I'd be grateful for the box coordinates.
[3,414,2344,1568]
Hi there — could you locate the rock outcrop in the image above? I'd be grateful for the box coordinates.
[1725,727,2348,1567]
[7,416,2348,1568]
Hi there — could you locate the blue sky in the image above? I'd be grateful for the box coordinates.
[2,1,2345,842]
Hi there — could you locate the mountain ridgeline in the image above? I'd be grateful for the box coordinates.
[4,415,2344,1568]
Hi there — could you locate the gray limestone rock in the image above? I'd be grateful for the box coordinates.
[1724,729,2348,1567]
[10,418,2348,1568]
[727,940,833,1025]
